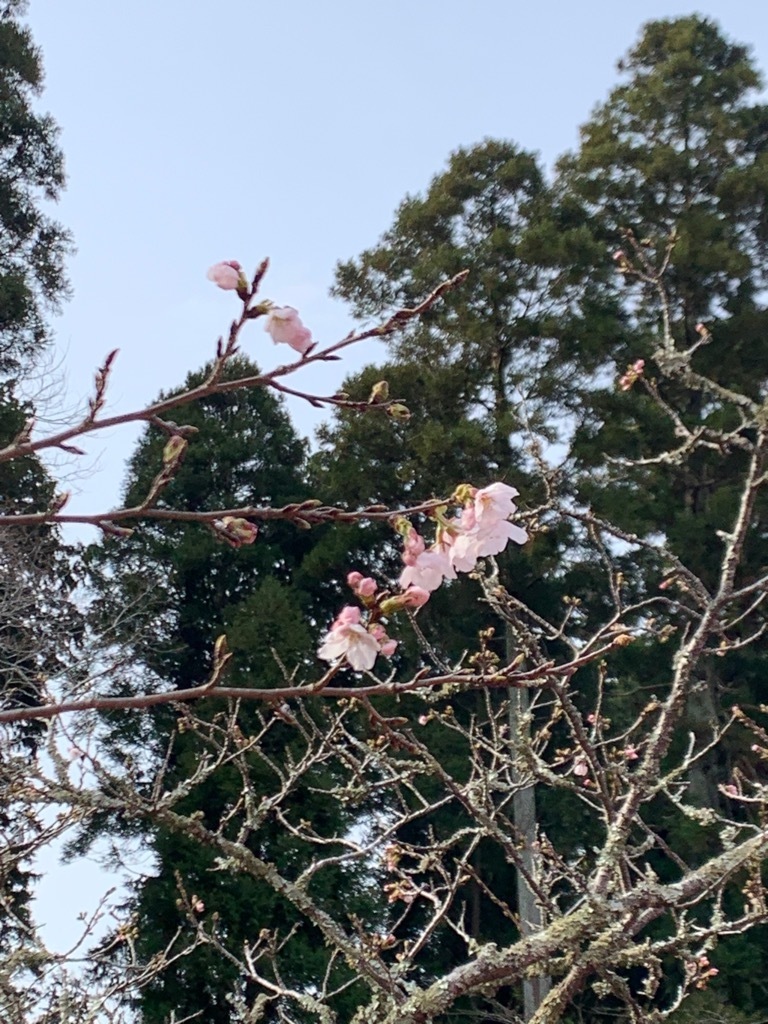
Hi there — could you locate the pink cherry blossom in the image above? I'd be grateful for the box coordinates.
[473,482,520,525]
[368,623,396,656]
[207,261,242,291]
[265,306,313,355]
[347,571,364,589]
[318,615,379,671]
[445,483,528,573]
[400,545,455,592]
[332,605,362,628]
[449,519,527,573]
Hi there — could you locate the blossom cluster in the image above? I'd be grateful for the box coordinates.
[205,267,527,674]
[207,261,314,355]
[318,483,528,672]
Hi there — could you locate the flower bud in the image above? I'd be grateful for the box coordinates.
[163,435,188,465]
[386,403,411,421]
[379,586,430,616]
[207,261,244,291]
[218,517,258,547]
[368,380,389,404]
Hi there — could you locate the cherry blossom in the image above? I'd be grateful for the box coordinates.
[400,540,456,591]
[401,527,426,566]
[447,484,527,572]
[370,623,397,658]
[207,261,243,291]
[348,573,377,597]
[265,306,313,355]
[317,606,380,671]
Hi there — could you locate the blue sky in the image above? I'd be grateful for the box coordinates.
[24,1,768,532]
[23,0,768,946]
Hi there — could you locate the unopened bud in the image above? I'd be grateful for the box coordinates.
[213,634,229,666]
[219,516,258,546]
[386,403,411,421]
[368,380,389,404]
[163,435,188,465]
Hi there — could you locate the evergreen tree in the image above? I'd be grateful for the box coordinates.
[317,141,624,1019]
[0,0,72,374]
[86,359,373,1023]
[322,19,768,1019]
[0,0,76,981]
[554,18,768,1015]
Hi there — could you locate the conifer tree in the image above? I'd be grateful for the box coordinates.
[322,19,768,1019]
[319,140,622,1019]
[0,0,72,374]
[0,0,76,976]
[87,359,373,1024]
[554,19,768,1012]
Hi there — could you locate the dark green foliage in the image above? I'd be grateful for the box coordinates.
[0,389,80,951]
[87,360,373,1023]
[0,0,72,374]
[319,18,768,1019]
[0,3,75,949]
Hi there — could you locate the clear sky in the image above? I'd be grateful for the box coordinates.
[23,0,768,531]
[23,0,768,948]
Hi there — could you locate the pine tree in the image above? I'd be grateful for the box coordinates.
[86,359,373,1023]
[0,0,72,374]
[554,19,768,1015]
[318,141,626,1020]
[0,0,77,979]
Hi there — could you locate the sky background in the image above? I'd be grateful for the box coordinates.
[22,0,768,952]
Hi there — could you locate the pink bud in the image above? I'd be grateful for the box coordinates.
[722,784,738,797]
[334,606,361,628]
[573,757,589,777]
[358,577,377,597]
[380,639,398,658]
[207,261,242,291]
[623,745,639,761]
[400,586,430,609]
[347,571,364,589]
[402,528,426,566]
[612,250,625,261]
